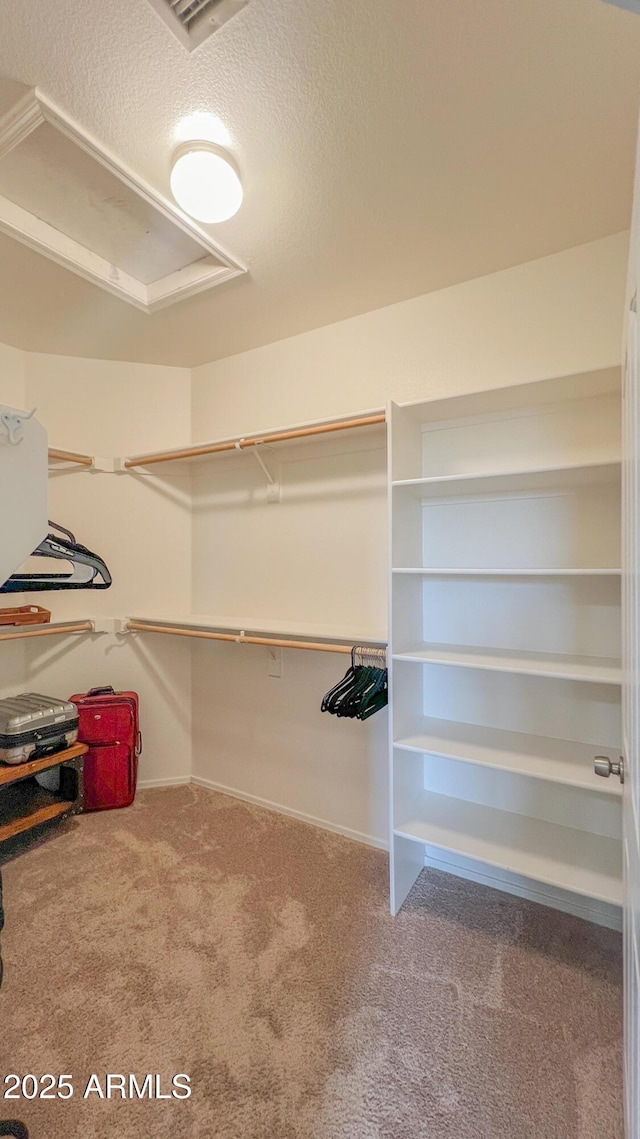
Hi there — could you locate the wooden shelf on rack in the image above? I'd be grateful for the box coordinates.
[391,460,621,499]
[0,786,71,842]
[392,643,622,684]
[393,719,622,796]
[0,743,87,787]
[393,790,622,906]
[0,743,87,844]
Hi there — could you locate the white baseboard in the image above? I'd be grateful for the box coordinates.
[191,774,388,851]
[422,845,622,932]
[137,775,192,789]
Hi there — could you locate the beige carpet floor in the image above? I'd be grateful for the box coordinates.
[0,785,624,1139]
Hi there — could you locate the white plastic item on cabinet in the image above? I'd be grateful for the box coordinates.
[0,404,48,589]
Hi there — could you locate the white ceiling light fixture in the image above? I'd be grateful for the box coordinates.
[170,141,243,224]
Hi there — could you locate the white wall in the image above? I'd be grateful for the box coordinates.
[189,232,628,846]
[0,341,26,409]
[0,348,194,787]
[192,232,628,433]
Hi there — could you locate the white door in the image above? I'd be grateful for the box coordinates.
[623,114,640,1139]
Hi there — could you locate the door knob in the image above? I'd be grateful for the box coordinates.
[594,756,625,784]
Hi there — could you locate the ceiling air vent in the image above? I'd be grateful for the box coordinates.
[147,0,249,51]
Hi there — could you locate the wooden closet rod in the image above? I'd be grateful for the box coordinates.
[125,621,386,655]
[48,448,93,467]
[0,621,94,642]
[123,413,386,469]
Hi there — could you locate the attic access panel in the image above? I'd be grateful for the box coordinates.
[146,0,249,51]
[0,90,245,312]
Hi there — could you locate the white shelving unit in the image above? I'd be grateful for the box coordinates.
[0,404,48,588]
[388,368,624,920]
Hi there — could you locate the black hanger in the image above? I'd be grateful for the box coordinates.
[1,521,112,593]
[338,665,373,718]
[321,647,388,720]
[358,671,388,719]
[321,649,359,714]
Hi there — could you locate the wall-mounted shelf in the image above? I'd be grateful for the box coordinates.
[121,409,386,470]
[394,718,622,796]
[393,789,622,906]
[392,644,622,684]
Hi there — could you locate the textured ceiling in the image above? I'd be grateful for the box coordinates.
[0,0,639,367]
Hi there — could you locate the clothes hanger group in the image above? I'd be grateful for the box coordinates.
[1,521,112,593]
[321,646,388,720]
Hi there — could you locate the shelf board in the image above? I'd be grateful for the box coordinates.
[391,460,621,499]
[394,790,622,906]
[392,567,621,577]
[0,781,74,843]
[129,613,387,646]
[0,743,87,788]
[392,643,622,684]
[394,369,621,426]
[394,719,621,796]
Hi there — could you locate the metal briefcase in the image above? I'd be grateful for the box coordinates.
[0,693,79,765]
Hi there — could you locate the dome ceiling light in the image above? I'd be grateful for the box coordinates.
[170,141,243,224]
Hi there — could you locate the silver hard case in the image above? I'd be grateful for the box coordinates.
[0,692,79,765]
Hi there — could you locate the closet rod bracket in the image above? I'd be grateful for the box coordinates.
[92,456,118,473]
[114,617,135,635]
[91,618,119,634]
[246,442,280,502]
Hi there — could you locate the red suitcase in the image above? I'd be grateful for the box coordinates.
[69,686,141,812]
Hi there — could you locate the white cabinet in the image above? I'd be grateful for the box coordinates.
[388,368,623,920]
[0,404,48,589]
